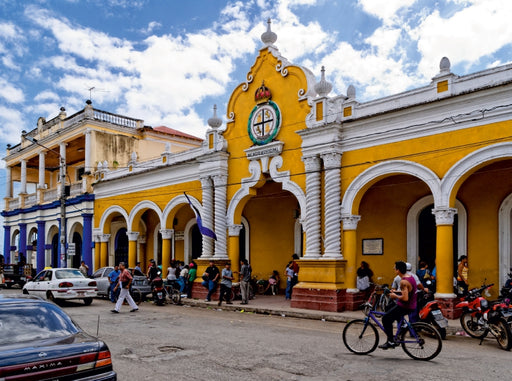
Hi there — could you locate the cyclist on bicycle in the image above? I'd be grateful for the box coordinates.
[379,261,417,350]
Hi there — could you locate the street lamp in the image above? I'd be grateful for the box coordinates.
[22,131,67,268]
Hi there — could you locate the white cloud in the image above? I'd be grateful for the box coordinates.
[0,77,25,103]
[0,105,25,143]
[415,1,512,75]
[34,90,60,103]
[358,0,416,24]
[321,41,417,99]
[140,21,161,35]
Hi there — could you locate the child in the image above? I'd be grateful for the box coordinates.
[265,270,280,295]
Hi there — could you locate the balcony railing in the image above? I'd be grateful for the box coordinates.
[42,188,58,203]
[4,182,87,212]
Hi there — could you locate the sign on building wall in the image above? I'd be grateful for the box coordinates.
[362,238,383,255]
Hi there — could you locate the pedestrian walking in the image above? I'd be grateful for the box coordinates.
[218,263,234,306]
[239,259,252,305]
[108,265,120,303]
[111,262,139,313]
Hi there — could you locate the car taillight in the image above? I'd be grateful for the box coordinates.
[76,350,112,372]
[95,350,113,368]
[59,282,74,288]
[88,281,97,287]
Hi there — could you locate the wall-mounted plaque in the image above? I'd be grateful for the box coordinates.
[362,238,383,255]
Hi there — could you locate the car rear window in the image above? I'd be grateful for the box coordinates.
[0,302,79,345]
[55,269,85,279]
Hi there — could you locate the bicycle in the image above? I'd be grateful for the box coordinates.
[163,280,182,305]
[343,287,443,361]
[362,283,391,315]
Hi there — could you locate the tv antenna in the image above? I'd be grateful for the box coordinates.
[85,85,109,102]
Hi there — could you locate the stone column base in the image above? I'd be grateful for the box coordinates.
[191,280,220,301]
[290,287,367,312]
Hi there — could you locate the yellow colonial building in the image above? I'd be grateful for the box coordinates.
[92,21,512,313]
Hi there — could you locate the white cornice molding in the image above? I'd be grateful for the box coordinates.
[94,163,200,199]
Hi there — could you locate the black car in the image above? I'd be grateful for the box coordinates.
[0,294,116,380]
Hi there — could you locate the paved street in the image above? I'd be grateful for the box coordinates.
[2,288,512,380]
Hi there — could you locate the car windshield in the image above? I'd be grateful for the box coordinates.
[0,302,79,345]
[55,269,85,279]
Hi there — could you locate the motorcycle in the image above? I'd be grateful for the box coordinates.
[417,290,448,339]
[456,282,512,350]
[152,275,166,306]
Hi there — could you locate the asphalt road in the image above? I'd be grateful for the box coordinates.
[2,288,511,380]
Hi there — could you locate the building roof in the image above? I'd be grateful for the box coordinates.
[152,126,203,141]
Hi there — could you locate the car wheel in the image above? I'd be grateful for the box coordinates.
[47,291,59,304]
[83,298,93,306]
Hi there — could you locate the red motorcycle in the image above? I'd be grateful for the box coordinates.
[152,275,166,306]
[417,290,448,339]
[456,282,512,350]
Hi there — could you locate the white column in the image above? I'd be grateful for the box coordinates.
[322,152,343,258]
[84,129,92,173]
[213,174,228,258]
[38,151,46,189]
[5,166,12,198]
[20,159,27,194]
[302,156,322,258]
[200,176,214,258]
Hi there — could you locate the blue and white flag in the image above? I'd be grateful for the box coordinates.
[184,192,217,240]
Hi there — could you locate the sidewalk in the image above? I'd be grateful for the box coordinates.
[180,294,462,335]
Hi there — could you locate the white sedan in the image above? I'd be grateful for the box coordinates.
[22,268,98,305]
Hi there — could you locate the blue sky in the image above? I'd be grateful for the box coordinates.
[1,0,512,172]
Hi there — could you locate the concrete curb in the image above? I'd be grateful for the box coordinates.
[180,298,461,335]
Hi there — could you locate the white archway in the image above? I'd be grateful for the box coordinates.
[342,160,442,216]
[128,200,163,231]
[98,205,129,232]
[499,193,512,287]
[407,195,467,272]
[441,142,512,206]
[162,194,203,229]
[227,156,306,227]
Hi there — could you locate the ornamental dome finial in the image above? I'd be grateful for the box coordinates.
[261,18,277,46]
[207,104,222,129]
[314,66,332,97]
[440,57,451,73]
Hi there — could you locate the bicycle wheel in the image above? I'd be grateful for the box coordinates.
[170,289,181,305]
[400,322,442,361]
[131,289,142,305]
[342,319,379,355]
[460,311,487,339]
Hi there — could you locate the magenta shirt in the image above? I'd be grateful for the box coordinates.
[397,275,417,311]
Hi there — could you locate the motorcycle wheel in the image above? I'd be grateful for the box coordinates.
[494,318,512,351]
[460,311,487,339]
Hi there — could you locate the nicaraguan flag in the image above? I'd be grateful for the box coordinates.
[184,192,217,240]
